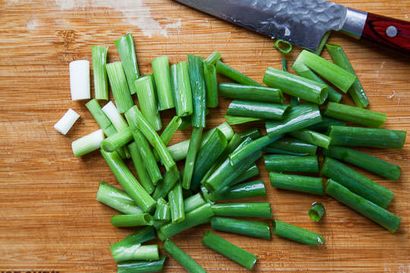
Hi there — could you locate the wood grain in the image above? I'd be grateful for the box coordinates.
[1,0,409,272]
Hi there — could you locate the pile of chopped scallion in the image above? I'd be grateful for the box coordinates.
[54,33,406,273]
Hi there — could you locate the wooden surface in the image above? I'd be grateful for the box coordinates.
[1,0,410,272]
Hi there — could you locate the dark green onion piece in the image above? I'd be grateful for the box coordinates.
[326,44,369,108]
[154,198,170,221]
[207,180,266,201]
[308,202,326,222]
[325,102,386,127]
[326,146,401,181]
[265,137,317,156]
[163,239,206,273]
[106,62,134,113]
[152,165,180,200]
[269,172,323,195]
[235,164,259,185]
[170,61,193,117]
[307,117,346,132]
[91,46,109,100]
[212,202,272,218]
[169,183,185,223]
[128,142,155,194]
[264,155,319,173]
[273,220,325,245]
[205,51,222,65]
[290,130,331,149]
[224,115,261,125]
[111,226,156,252]
[227,100,289,120]
[240,129,261,140]
[211,217,271,240]
[101,128,132,152]
[100,150,156,212]
[326,179,400,233]
[219,83,284,104]
[216,60,261,86]
[263,67,328,104]
[115,33,140,94]
[274,39,293,55]
[188,55,207,128]
[158,203,214,240]
[152,56,174,110]
[328,126,406,149]
[117,256,166,273]
[202,231,257,270]
[96,181,142,215]
[111,213,153,227]
[321,157,394,208]
[204,62,219,108]
[112,244,159,263]
[182,127,203,190]
[160,116,182,146]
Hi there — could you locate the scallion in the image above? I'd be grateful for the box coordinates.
[72,129,105,157]
[69,60,90,101]
[115,33,140,94]
[170,61,193,117]
[106,62,134,113]
[54,108,80,135]
[152,56,174,110]
[91,46,109,100]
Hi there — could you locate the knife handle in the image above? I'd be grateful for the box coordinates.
[362,13,410,55]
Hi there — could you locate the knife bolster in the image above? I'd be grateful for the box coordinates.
[341,8,368,39]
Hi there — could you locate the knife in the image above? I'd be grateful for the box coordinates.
[173,0,410,55]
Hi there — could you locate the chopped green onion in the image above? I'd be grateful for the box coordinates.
[269,172,324,195]
[85,99,111,130]
[264,155,319,173]
[128,142,155,194]
[321,157,394,208]
[134,75,162,131]
[106,62,134,113]
[325,146,401,181]
[115,33,140,94]
[224,115,261,125]
[154,198,171,221]
[101,128,132,152]
[289,130,331,149]
[274,39,293,54]
[163,239,206,273]
[239,128,261,140]
[205,51,222,65]
[326,179,400,233]
[54,108,80,135]
[111,226,156,251]
[324,102,386,127]
[202,231,257,270]
[184,193,206,213]
[102,101,129,132]
[206,180,266,201]
[111,213,153,227]
[235,164,259,185]
[204,62,219,108]
[263,67,328,104]
[211,202,272,218]
[96,181,143,215]
[170,61,193,117]
[160,116,182,145]
[219,83,284,104]
[188,55,207,128]
[100,150,156,212]
[216,60,261,86]
[69,60,90,101]
[168,183,185,223]
[326,44,369,108]
[307,117,346,132]
[117,257,166,273]
[273,220,325,245]
[211,217,271,240]
[227,100,289,120]
[152,165,180,200]
[264,137,317,156]
[308,202,325,222]
[152,56,174,110]
[91,46,109,100]
[182,127,203,190]
[328,126,406,149]
[112,244,159,263]
[72,129,105,157]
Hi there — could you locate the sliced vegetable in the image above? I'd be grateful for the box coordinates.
[219,83,284,103]
[69,60,90,101]
[182,127,203,190]
[111,213,153,227]
[72,129,105,157]
[273,220,325,245]
[91,46,109,100]
[289,130,331,149]
[160,116,182,145]
[264,137,317,156]
[152,165,180,200]
[115,33,140,94]
[264,155,319,173]
[54,108,80,135]
[184,193,207,213]
[211,217,271,240]
[154,198,171,221]
[117,257,166,273]
[308,202,326,222]
[85,99,111,130]
[206,180,266,201]
[102,101,129,132]
[106,62,134,113]
[163,239,206,273]
[205,51,221,65]
[224,115,261,125]
[204,62,219,108]
[101,128,132,152]
[168,183,185,223]
[152,56,174,110]
[188,55,207,128]
[170,61,193,117]
[216,60,261,86]
[227,100,289,120]
[128,142,155,194]
[211,202,272,219]
[112,244,159,263]
[269,173,323,195]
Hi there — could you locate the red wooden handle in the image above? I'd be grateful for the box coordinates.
[362,13,410,55]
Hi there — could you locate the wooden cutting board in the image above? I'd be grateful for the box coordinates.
[1,0,409,272]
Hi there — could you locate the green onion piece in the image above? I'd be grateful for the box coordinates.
[128,142,155,194]
[204,62,219,108]
[326,179,400,232]
[85,99,111,129]
[227,100,289,120]
[101,101,129,132]
[235,164,259,185]
[112,244,159,263]
[294,50,356,92]
[111,213,153,227]
[152,165,180,200]
[307,117,346,132]
[154,198,171,221]
[216,60,261,86]
[158,203,214,240]
[219,83,284,104]
[308,202,325,222]
[168,183,185,223]
[324,102,386,127]
[134,75,162,131]
[326,44,369,108]
[126,106,176,171]
[321,157,394,208]
[224,115,261,125]
[211,202,272,218]
[161,116,182,146]
[106,62,134,113]
[274,39,293,55]
[265,137,317,156]
[170,61,193,117]
[264,155,319,173]
[265,104,322,136]
[54,109,79,134]
[326,146,401,181]
[205,51,222,65]
[111,226,156,250]
[263,67,328,104]
[211,216,271,240]
[184,193,206,213]
[91,46,109,100]
[117,256,166,273]
[96,181,143,215]
[188,55,207,128]
[182,127,203,190]
[239,129,261,140]
[163,240,206,273]
[152,56,174,110]
[269,172,323,195]
[115,33,140,95]
[281,57,289,72]
[290,130,331,149]
[101,128,132,152]
[101,150,156,212]
[202,231,257,270]
[72,129,105,157]
[273,220,325,245]
[328,126,406,149]
[207,180,266,201]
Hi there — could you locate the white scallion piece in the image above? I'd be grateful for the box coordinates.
[102,101,129,132]
[72,129,105,157]
[54,108,80,135]
[69,60,91,101]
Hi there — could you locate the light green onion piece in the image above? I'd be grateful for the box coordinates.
[106,62,134,113]
[115,33,140,94]
[72,129,105,157]
[91,46,109,100]
[152,56,174,110]
[102,101,129,132]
